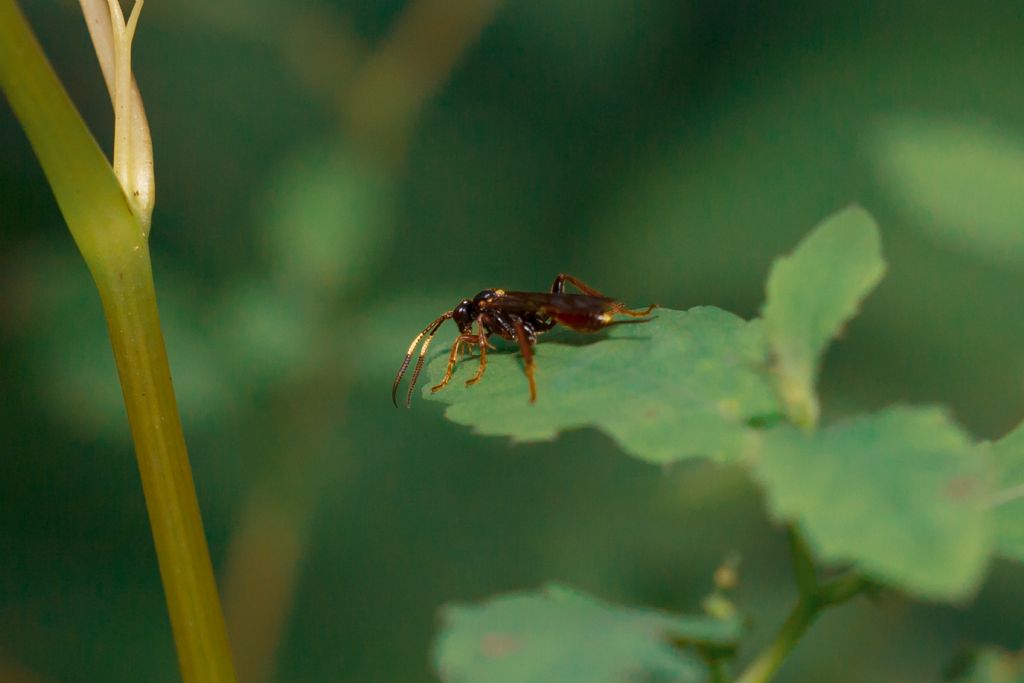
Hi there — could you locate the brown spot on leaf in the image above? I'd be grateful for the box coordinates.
[944,475,977,500]
[480,632,522,658]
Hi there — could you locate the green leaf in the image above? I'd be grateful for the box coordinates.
[762,206,886,427]
[433,584,741,683]
[218,280,314,388]
[754,406,994,601]
[423,307,780,464]
[991,421,1024,563]
[259,143,393,296]
[870,115,1024,266]
[949,647,1024,683]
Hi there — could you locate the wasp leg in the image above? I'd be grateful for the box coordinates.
[513,319,537,403]
[431,334,481,393]
[465,318,491,386]
[609,302,658,317]
[550,273,609,297]
[552,274,657,318]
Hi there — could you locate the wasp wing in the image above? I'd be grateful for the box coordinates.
[481,291,624,332]
[487,291,617,316]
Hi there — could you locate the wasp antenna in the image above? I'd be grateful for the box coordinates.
[392,311,453,407]
[392,333,426,407]
[405,313,453,407]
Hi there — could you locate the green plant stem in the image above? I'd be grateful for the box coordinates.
[733,592,819,683]
[786,525,817,597]
[734,533,867,683]
[96,251,237,683]
[1,2,237,680]
[708,658,729,683]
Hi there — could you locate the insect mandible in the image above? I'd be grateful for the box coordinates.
[392,273,656,406]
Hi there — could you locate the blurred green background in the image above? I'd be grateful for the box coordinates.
[2,1,1024,681]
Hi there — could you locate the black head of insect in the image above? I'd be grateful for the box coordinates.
[392,289,513,407]
[391,296,478,408]
[451,298,475,334]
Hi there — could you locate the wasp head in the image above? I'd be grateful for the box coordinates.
[452,298,475,333]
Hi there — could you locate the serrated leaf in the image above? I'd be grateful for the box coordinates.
[754,406,994,601]
[949,647,1024,683]
[433,584,741,683]
[762,206,886,427]
[991,421,1024,563]
[870,115,1024,265]
[423,307,780,464]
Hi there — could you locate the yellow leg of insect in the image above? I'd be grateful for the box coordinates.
[431,334,477,393]
[553,275,657,319]
[611,302,658,317]
[513,320,537,403]
[552,273,609,298]
[465,320,490,386]
[430,339,463,393]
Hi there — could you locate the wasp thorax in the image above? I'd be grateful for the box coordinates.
[472,289,504,306]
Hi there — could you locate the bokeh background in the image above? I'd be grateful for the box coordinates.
[3,1,1024,681]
